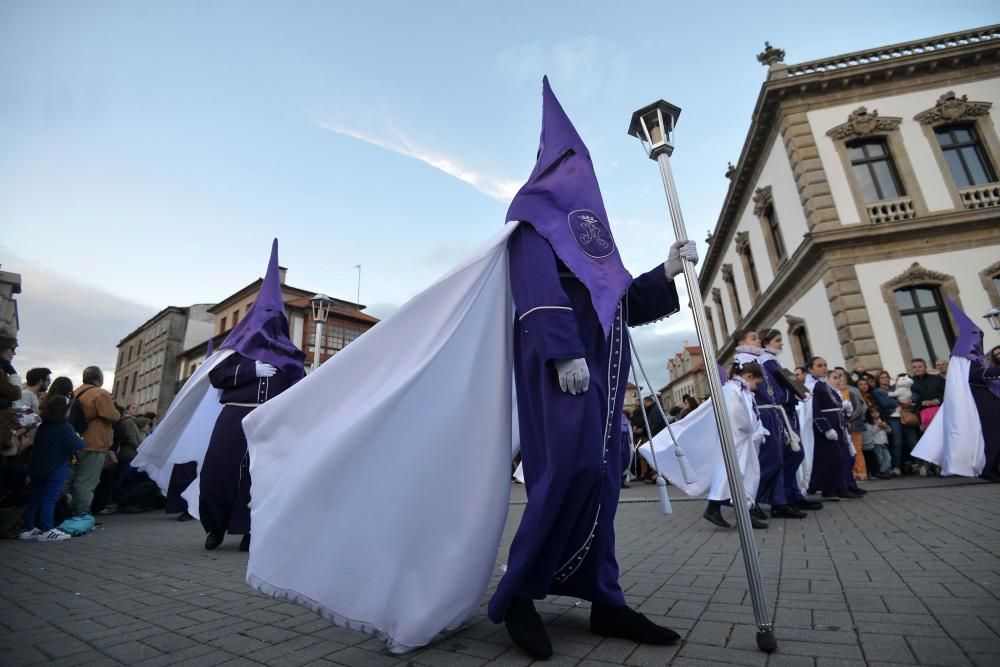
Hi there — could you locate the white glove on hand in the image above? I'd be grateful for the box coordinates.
[824,429,839,441]
[665,240,699,279]
[841,399,853,413]
[255,360,277,378]
[848,441,857,457]
[554,358,590,395]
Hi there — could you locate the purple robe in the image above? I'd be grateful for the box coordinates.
[972,363,1000,478]
[488,223,679,621]
[165,462,197,514]
[768,360,806,505]
[807,379,848,496]
[199,352,298,535]
[755,358,801,507]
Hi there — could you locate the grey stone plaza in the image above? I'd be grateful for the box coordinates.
[2,477,998,666]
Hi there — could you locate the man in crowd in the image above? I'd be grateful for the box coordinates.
[935,358,949,378]
[21,367,50,411]
[66,367,120,515]
[911,359,946,416]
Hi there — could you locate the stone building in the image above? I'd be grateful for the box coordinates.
[664,344,709,407]
[0,264,21,335]
[113,304,215,415]
[175,268,377,387]
[700,26,1000,375]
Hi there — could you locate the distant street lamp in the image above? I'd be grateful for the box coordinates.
[309,293,333,371]
[985,308,1000,332]
[628,99,776,653]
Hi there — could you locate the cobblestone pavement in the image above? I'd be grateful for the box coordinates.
[2,477,998,666]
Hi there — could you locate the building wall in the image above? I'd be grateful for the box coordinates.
[808,79,1000,225]
[855,246,1000,374]
[782,278,845,369]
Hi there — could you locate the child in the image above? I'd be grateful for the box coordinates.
[18,395,84,542]
[864,407,892,480]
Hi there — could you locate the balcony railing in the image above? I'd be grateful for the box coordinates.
[959,183,1000,210]
[784,26,1000,78]
[867,197,916,224]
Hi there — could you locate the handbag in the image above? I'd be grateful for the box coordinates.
[899,406,920,428]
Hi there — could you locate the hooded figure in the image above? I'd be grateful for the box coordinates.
[132,240,304,549]
[490,77,695,658]
[913,299,1000,479]
[237,78,695,657]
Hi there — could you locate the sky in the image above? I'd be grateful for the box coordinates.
[2,1,997,393]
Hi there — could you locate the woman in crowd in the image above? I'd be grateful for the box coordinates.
[18,395,84,541]
[680,396,700,418]
[806,358,857,499]
[830,369,867,495]
[845,374,869,481]
[872,371,903,476]
[44,377,75,406]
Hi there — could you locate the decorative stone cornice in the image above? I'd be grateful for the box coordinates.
[883,262,952,289]
[826,107,902,140]
[712,287,723,302]
[914,91,993,125]
[725,162,737,181]
[785,314,805,329]
[721,263,735,283]
[735,231,751,254]
[757,42,785,67]
[752,186,773,216]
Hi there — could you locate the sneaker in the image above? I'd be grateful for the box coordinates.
[18,528,43,540]
[37,529,71,542]
[891,468,901,477]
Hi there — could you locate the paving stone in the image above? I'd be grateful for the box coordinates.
[859,633,917,663]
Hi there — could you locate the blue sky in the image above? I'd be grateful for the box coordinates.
[2,1,996,390]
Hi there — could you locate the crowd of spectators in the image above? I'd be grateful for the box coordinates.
[0,329,165,541]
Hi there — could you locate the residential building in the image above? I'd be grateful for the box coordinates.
[700,26,1000,375]
[664,344,709,407]
[113,304,215,415]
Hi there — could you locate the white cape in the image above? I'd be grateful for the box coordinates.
[242,224,518,653]
[132,349,233,516]
[639,382,761,504]
[796,376,816,493]
[912,356,986,477]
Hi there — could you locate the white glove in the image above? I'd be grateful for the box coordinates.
[848,441,857,457]
[824,429,838,441]
[665,240,699,279]
[554,358,590,395]
[255,360,277,378]
[841,399,853,413]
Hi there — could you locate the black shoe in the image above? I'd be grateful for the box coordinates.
[795,499,824,510]
[703,504,731,528]
[177,511,193,522]
[838,491,862,499]
[205,531,224,550]
[750,505,768,521]
[851,487,867,495]
[820,492,841,501]
[771,505,807,519]
[504,598,552,660]
[239,534,250,552]
[750,515,769,529]
[591,604,680,645]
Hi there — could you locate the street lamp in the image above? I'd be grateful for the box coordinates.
[628,100,777,653]
[309,293,333,372]
[984,308,1000,332]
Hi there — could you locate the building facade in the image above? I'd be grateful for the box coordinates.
[664,345,709,407]
[175,268,377,388]
[0,264,21,335]
[700,26,1000,375]
[113,304,215,415]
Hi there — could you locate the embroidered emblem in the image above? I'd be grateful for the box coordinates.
[567,209,616,259]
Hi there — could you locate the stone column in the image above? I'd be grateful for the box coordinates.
[823,265,883,371]
[780,109,840,232]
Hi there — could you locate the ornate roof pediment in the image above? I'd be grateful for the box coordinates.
[914,91,993,126]
[884,262,951,289]
[826,107,902,140]
[752,186,773,216]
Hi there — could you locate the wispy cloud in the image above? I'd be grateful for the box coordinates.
[316,120,520,202]
[495,36,628,100]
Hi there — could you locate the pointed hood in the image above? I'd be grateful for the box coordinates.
[947,297,984,362]
[205,336,214,357]
[221,239,305,380]
[506,76,632,335]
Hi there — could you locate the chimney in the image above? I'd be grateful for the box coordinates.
[278,266,288,284]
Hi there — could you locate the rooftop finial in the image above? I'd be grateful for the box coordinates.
[725,161,737,181]
[757,42,785,67]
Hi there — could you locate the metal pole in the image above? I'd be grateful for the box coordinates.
[654,151,777,652]
[313,321,323,372]
[355,264,362,306]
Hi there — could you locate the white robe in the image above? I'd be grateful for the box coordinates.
[911,356,986,477]
[796,374,817,493]
[639,379,763,504]
[242,224,519,653]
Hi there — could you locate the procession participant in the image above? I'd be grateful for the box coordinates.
[829,368,867,496]
[133,240,305,551]
[805,358,858,499]
[758,329,819,514]
[913,298,1000,480]
[490,78,693,659]
[702,360,768,529]
[165,338,214,522]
